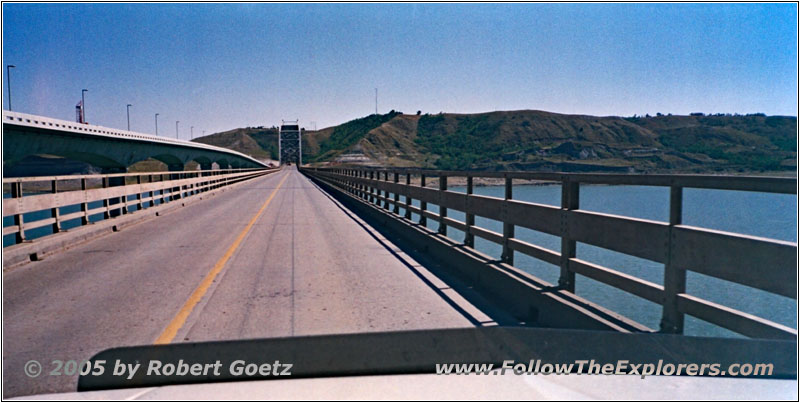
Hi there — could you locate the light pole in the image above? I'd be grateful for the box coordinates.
[126,104,132,131]
[155,113,159,135]
[6,65,15,111]
[81,89,88,123]
[190,126,193,140]
[175,121,179,139]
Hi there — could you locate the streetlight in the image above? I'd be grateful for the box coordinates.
[175,121,179,139]
[6,65,15,111]
[81,89,88,123]
[155,113,159,135]
[126,104,132,131]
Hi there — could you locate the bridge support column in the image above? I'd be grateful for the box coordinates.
[102,167,127,218]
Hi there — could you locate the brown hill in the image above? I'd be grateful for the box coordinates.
[195,110,797,173]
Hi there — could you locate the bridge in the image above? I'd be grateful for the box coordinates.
[2,120,797,397]
[3,110,268,173]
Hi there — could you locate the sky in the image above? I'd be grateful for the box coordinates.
[2,3,797,139]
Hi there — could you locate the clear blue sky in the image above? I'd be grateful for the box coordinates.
[2,3,797,138]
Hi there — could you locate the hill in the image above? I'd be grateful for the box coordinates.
[193,126,280,161]
[193,110,797,174]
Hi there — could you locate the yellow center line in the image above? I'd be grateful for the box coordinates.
[154,172,290,344]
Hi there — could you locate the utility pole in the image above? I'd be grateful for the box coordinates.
[375,88,378,115]
[190,126,193,140]
[176,121,179,139]
[155,113,159,135]
[81,89,88,123]
[126,104,132,131]
[6,65,15,111]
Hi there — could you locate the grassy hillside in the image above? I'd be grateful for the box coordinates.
[305,111,402,163]
[193,126,279,160]
[194,110,797,173]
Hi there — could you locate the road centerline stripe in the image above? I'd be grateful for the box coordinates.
[154,172,289,344]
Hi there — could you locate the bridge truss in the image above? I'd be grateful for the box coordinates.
[279,120,301,165]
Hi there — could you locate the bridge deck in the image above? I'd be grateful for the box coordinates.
[3,168,481,397]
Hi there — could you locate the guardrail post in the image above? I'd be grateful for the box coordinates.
[50,180,61,234]
[167,164,183,201]
[102,176,111,219]
[559,179,579,292]
[438,175,448,236]
[383,171,390,209]
[393,172,400,214]
[501,176,514,265]
[369,171,375,204]
[404,173,412,219]
[159,174,167,204]
[11,181,26,243]
[102,169,126,218]
[353,170,359,197]
[136,175,144,211]
[660,185,686,334]
[419,174,427,227]
[464,176,475,247]
[80,178,90,225]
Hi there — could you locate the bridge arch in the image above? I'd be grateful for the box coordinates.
[151,154,186,171]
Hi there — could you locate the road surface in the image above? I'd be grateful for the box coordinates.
[3,167,483,397]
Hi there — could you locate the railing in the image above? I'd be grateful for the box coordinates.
[303,167,797,340]
[3,167,278,246]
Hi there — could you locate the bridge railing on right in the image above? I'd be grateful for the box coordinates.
[303,167,797,340]
[3,167,278,249]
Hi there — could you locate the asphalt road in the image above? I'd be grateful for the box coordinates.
[3,167,480,398]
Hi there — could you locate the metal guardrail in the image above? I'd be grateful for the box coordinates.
[303,167,798,340]
[3,168,278,245]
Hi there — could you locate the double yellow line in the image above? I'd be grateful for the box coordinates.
[155,173,289,344]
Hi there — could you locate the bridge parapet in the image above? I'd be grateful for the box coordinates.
[3,167,279,265]
[303,167,797,340]
[3,110,268,170]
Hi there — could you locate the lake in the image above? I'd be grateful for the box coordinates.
[3,183,797,337]
[405,183,797,338]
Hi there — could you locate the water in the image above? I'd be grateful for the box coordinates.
[2,191,167,247]
[5,183,797,337]
[398,183,797,338]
